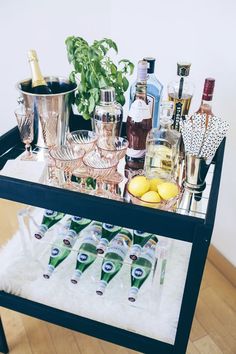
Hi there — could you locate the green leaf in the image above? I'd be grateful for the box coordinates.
[111,63,117,75]
[116,71,123,87]
[99,76,107,88]
[88,96,95,114]
[116,93,125,106]
[122,77,129,91]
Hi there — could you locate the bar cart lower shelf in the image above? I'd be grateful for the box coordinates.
[0,119,225,354]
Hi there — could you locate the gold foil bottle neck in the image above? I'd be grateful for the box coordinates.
[28,49,38,62]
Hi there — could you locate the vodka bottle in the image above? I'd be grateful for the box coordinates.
[63,216,92,247]
[34,210,65,239]
[128,235,158,302]
[71,222,102,284]
[96,228,132,295]
[96,223,122,254]
[129,230,153,260]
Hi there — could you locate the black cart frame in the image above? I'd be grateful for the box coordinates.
[0,120,225,354]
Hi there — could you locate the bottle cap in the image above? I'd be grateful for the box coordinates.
[28,49,38,62]
[96,238,109,254]
[100,87,116,104]
[43,265,55,279]
[70,270,82,284]
[137,60,148,82]
[202,78,215,101]
[143,57,155,74]
[177,62,191,76]
[129,244,142,260]
[128,287,139,302]
[96,280,108,295]
[34,224,48,240]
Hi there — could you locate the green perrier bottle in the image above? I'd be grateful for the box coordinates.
[43,241,71,279]
[129,230,153,260]
[34,209,65,239]
[96,223,122,254]
[128,235,158,302]
[63,216,92,247]
[71,222,102,284]
[96,228,132,295]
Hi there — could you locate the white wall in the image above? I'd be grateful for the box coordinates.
[0,0,235,265]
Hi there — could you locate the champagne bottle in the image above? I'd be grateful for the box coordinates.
[129,230,153,260]
[96,228,132,295]
[43,242,71,279]
[63,216,92,247]
[34,210,65,239]
[27,49,52,94]
[71,222,102,284]
[128,235,158,302]
[96,223,122,254]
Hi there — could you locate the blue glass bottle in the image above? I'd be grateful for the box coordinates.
[130,57,163,128]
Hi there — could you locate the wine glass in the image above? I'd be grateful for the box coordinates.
[14,106,36,160]
[83,151,118,198]
[103,172,124,201]
[97,136,129,160]
[49,146,85,190]
[39,111,59,149]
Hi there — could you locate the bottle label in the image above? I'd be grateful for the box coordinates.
[72,216,90,225]
[102,224,120,232]
[128,99,151,122]
[72,216,83,222]
[66,229,77,240]
[132,266,147,279]
[102,261,116,274]
[77,252,92,264]
[140,250,156,263]
[51,247,61,258]
[126,148,145,159]
[173,102,183,131]
[147,94,155,118]
[107,242,128,260]
[134,230,150,238]
[44,210,57,218]
[82,234,99,247]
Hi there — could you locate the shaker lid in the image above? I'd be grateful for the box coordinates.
[177,62,191,76]
[143,57,155,74]
[100,87,116,103]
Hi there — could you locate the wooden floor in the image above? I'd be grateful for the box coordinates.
[0,200,235,354]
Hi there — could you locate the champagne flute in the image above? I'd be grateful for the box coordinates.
[14,105,36,160]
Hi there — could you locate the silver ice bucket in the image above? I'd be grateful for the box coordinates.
[17,76,77,148]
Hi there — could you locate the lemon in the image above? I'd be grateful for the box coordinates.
[128,176,150,197]
[141,191,161,203]
[149,178,164,191]
[157,182,179,200]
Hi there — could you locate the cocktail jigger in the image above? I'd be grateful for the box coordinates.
[184,154,210,193]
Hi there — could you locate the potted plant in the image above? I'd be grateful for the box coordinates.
[65,36,134,120]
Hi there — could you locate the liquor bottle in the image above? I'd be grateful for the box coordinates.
[130,58,163,129]
[128,235,158,302]
[43,241,71,279]
[27,50,52,94]
[34,210,65,239]
[96,223,122,254]
[144,101,181,180]
[195,78,215,127]
[126,60,152,170]
[129,230,153,260]
[71,222,102,284]
[96,228,132,295]
[63,216,92,247]
[167,62,194,131]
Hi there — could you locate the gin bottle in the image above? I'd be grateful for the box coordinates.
[96,228,132,295]
[168,62,194,131]
[96,223,122,254]
[43,241,71,279]
[144,101,181,180]
[129,230,153,260]
[71,222,102,284]
[34,209,65,239]
[128,235,158,302]
[63,216,92,247]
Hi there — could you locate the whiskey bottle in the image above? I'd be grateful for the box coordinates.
[96,223,122,254]
[96,228,132,295]
[27,50,52,94]
[34,210,65,239]
[168,62,194,131]
[195,78,215,126]
[126,60,152,170]
[71,222,102,284]
[128,235,158,302]
[129,230,153,260]
[63,216,92,247]
[43,242,71,279]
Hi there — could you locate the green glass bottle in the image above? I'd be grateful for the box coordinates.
[96,228,132,295]
[43,242,71,279]
[71,222,102,284]
[129,230,153,260]
[96,223,122,254]
[63,216,92,247]
[128,235,158,302]
[34,209,65,239]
